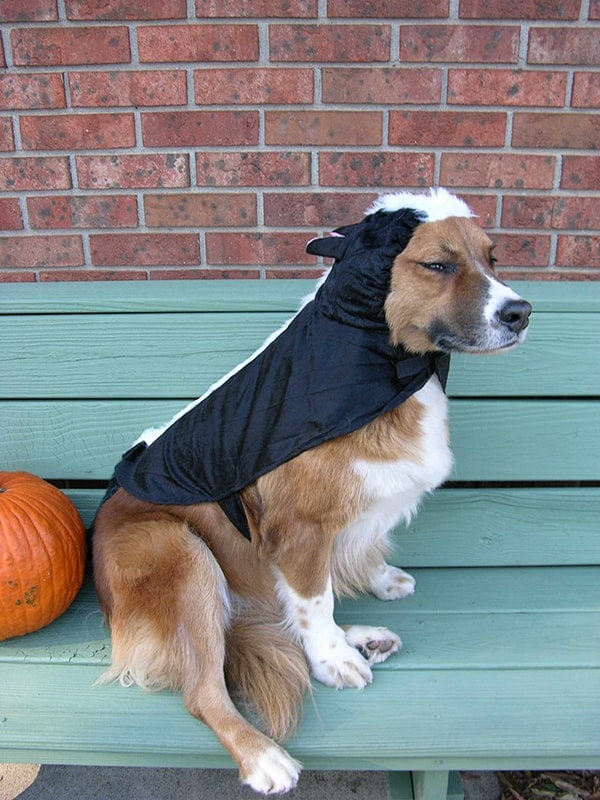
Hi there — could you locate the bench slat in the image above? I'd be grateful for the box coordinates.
[2,399,597,481]
[1,661,598,770]
[3,310,597,399]
[2,567,598,668]
[0,280,597,313]
[61,487,600,568]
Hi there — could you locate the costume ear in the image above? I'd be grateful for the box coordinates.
[306,234,350,260]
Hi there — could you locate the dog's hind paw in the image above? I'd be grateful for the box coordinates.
[343,625,402,665]
[242,743,302,795]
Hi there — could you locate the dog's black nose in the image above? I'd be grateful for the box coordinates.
[498,299,532,334]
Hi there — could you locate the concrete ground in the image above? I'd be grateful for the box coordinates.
[0,764,500,800]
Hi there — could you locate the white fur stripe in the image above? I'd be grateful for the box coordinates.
[366,187,474,222]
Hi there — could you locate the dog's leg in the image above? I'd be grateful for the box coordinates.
[275,571,373,689]
[94,507,300,795]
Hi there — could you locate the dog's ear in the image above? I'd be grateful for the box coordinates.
[306,234,350,261]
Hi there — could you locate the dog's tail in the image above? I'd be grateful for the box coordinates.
[225,603,311,742]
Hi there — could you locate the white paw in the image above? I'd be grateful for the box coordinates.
[343,625,402,665]
[370,565,416,600]
[308,639,373,690]
[242,743,302,795]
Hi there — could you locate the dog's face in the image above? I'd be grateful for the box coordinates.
[385,216,531,354]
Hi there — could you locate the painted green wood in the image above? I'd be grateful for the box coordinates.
[62,487,600,568]
[3,311,598,399]
[1,662,599,769]
[387,771,415,800]
[2,399,598,481]
[0,280,597,314]
[412,771,453,800]
[3,567,598,668]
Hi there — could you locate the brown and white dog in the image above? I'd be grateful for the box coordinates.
[93,189,531,794]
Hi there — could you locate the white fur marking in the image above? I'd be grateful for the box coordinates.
[366,187,474,222]
[484,273,523,325]
[243,744,302,795]
[275,574,373,689]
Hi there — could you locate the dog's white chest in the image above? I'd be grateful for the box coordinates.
[352,376,453,528]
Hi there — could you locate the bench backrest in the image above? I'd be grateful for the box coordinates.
[1,280,599,570]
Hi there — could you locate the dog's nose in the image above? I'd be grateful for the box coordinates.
[498,299,532,334]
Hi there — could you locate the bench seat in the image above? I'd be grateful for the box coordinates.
[1,279,599,800]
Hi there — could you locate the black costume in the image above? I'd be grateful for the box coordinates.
[112,207,450,539]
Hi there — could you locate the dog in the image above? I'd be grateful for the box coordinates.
[93,188,531,795]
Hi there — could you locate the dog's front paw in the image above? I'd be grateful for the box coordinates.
[241,743,302,795]
[343,624,402,665]
[369,564,416,600]
[308,640,373,690]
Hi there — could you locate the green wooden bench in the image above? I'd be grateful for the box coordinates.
[1,279,599,800]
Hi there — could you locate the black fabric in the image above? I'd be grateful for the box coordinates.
[112,207,450,539]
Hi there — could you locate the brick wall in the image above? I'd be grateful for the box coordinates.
[0,0,598,282]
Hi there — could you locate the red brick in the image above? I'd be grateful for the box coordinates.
[448,69,566,107]
[265,111,382,146]
[459,0,579,17]
[196,152,311,187]
[389,111,506,147]
[0,272,36,283]
[512,113,600,149]
[0,40,4,68]
[149,268,261,279]
[0,1,57,21]
[440,153,555,189]
[529,28,600,66]
[0,118,15,151]
[557,236,600,268]
[0,156,71,190]
[11,26,130,66]
[194,68,313,105]
[322,67,441,104]
[0,198,23,229]
[401,25,518,63]
[66,0,186,19]
[502,196,600,231]
[460,194,497,227]
[142,111,258,147]
[144,194,256,227]
[328,0,448,16]
[21,113,135,151]
[138,25,258,63]
[269,24,390,62]
[264,193,374,227]
[561,156,600,190]
[69,70,186,108]
[572,73,600,109]
[0,235,84,267]
[90,233,200,266]
[206,232,317,265]
[266,268,326,279]
[0,74,65,110]
[492,234,551,267]
[40,269,149,281]
[592,0,600,18]
[28,195,138,229]
[195,0,317,16]
[76,154,189,189]
[319,151,434,187]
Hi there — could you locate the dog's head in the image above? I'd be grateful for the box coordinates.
[376,189,532,355]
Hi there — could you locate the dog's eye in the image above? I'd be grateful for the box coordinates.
[419,261,456,274]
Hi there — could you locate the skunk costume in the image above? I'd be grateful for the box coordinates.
[111,205,450,539]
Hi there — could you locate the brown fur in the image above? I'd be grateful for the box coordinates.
[93,214,528,794]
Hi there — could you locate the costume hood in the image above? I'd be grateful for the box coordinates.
[112,190,470,537]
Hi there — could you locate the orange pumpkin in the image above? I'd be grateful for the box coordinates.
[0,471,86,641]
